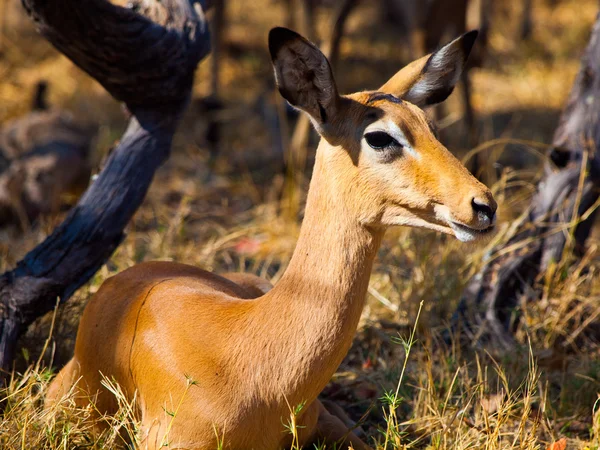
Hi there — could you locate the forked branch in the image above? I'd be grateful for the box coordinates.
[0,0,211,372]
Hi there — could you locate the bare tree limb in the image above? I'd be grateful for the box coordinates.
[454,12,600,350]
[22,0,210,110]
[0,0,211,372]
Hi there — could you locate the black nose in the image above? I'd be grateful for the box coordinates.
[472,197,496,222]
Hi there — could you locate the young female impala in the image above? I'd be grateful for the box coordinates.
[46,27,496,449]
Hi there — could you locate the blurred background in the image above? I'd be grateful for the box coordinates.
[1,0,600,447]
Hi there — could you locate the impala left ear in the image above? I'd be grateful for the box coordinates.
[380,30,478,107]
[268,27,340,135]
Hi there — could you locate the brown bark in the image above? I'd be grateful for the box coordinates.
[0,0,211,373]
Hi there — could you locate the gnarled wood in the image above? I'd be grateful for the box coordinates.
[0,0,210,372]
[455,12,600,350]
[21,0,210,110]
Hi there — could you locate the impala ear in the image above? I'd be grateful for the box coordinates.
[380,30,478,107]
[269,27,340,135]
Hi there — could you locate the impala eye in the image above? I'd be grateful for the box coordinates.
[364,131,400,150]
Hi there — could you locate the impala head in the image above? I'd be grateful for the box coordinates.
[269,27,497,242]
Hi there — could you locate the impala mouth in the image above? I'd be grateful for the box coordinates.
[450,221,495,242]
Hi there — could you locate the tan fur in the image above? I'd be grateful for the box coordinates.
[221,272,273,296]
[379,54,431,98]
[47,29,496,450]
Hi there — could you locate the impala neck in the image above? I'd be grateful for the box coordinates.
[258,143,384,405]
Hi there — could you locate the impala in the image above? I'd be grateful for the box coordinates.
[47,27,497,450]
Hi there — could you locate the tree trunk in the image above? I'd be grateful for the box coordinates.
[454,12,600,350]
[288,0,359,173]
[0,0,211,373]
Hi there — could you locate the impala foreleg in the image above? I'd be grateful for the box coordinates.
[304,400,371,450]
[45,358,80,408]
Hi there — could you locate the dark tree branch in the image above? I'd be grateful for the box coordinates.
[21,0,210,110]
[454,12,600,350]
[0,0,211,372]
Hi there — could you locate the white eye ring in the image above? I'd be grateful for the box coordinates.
[363,120,419,159]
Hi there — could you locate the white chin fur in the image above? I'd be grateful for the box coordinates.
[452,227,479,242]
[449,222,490,242]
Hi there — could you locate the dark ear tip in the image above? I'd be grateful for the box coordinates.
[268,27,303,60]
[461,29,479,54]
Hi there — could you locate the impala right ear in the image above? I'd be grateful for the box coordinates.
[380,30,478,107]
[269,27,340,135]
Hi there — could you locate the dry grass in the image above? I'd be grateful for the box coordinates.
[2,0,600,448]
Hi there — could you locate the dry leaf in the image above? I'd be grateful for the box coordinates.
[546,438,567,450]
[480,393,504,415]
[234,237,261,255]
